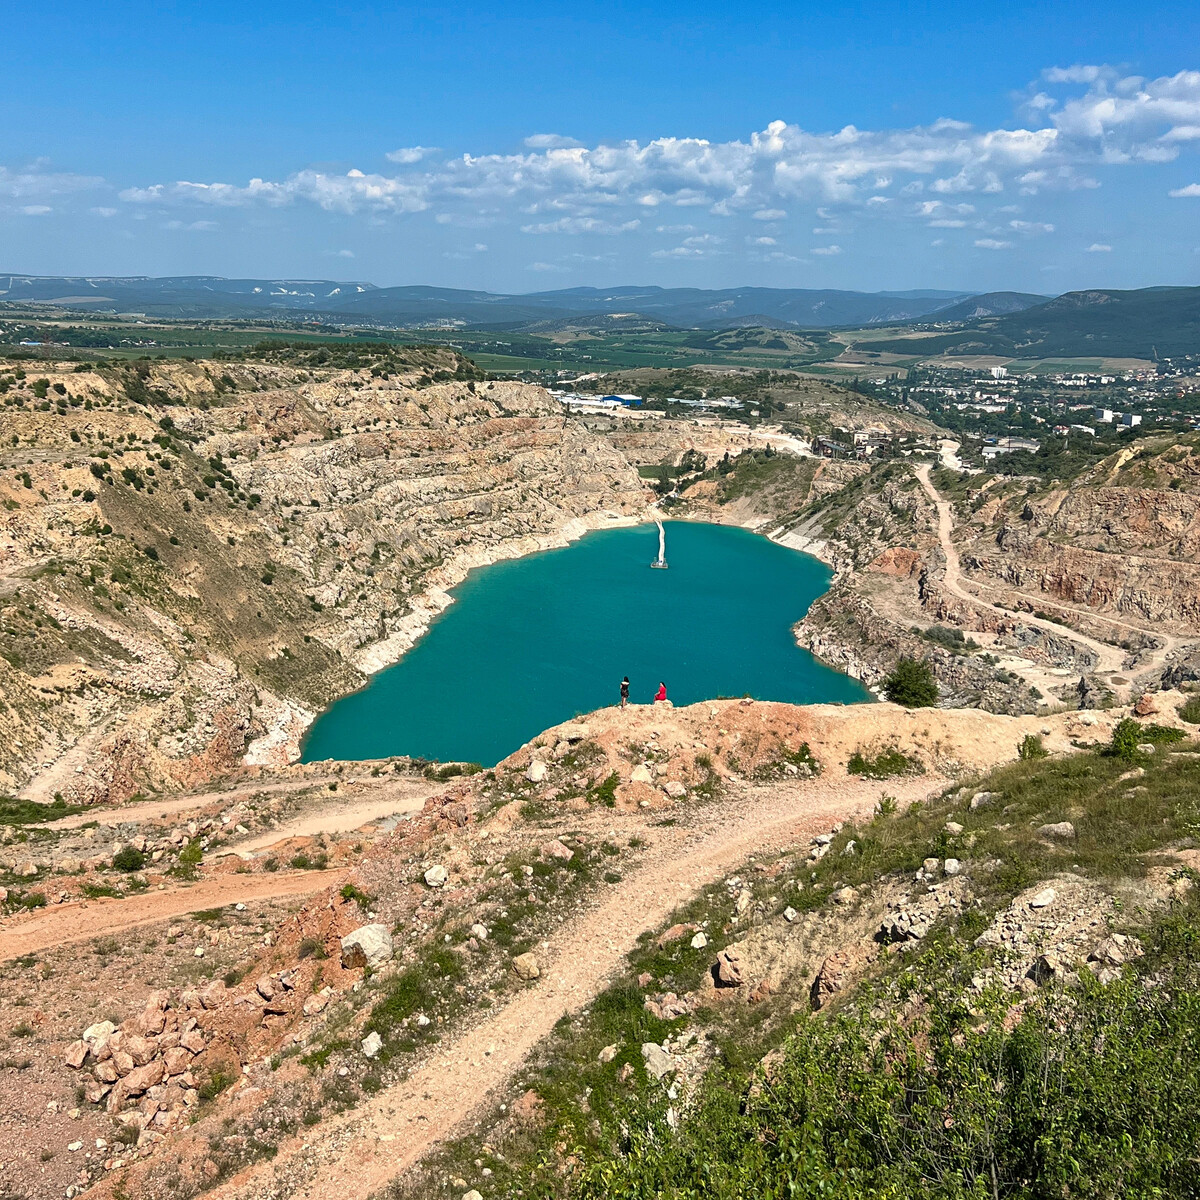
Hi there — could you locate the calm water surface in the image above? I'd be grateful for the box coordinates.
[301,521,868,766]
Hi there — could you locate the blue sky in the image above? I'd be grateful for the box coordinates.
[3,0,1200,294]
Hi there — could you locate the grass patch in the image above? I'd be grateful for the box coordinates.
[0,794,87,825]
[847,746,920,779]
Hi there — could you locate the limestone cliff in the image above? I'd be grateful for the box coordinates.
[0,353,646,802]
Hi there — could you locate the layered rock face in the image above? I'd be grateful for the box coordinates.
[0,354,645,802]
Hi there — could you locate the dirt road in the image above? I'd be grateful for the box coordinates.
[914,465,1128,679]
[0,870,344,962]
[211,773,940,1200]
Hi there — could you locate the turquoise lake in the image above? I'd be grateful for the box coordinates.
[300,521,869,767]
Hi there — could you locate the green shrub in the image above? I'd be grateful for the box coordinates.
[882,658,939,708]
[1179,695,1200,725]
[112,846,145,872]
[1018,733,1048,760]
[847,747,918,779]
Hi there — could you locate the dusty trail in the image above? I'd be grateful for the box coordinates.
[229,787,437,855]
[42,774,446,834]
[914,466,1128,678]
[211,773,940,1200]
[0,870,344,962]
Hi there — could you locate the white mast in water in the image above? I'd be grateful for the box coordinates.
[650,517,668,569]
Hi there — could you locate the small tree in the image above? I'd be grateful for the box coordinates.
[882,658,939,708]
[1110,718,1143,761]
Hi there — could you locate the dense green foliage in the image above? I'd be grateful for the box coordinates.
[882,657,939,707]
[846,747,919,778]
[572,916,1200,1200]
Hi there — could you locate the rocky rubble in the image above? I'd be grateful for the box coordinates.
[64,989,214,1148]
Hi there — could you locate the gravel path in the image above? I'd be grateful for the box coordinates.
[209,773,941,1200]
[0,870,345,962]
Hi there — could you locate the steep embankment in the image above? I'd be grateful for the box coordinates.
[779,438,1200,711]
[0,352,646,804]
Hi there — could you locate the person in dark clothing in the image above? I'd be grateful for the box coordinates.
[620,676,630,708]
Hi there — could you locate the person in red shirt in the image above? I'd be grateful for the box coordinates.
[654,681,667,702]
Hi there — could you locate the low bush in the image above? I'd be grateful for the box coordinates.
[847,747,919,779]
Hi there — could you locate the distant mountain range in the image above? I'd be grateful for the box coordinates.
[3,275,1195,359]
[0,274,1046,330]
[862,286,1200,360]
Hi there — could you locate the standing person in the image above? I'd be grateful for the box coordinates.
[620,676,630,708]
[654,681,667,703]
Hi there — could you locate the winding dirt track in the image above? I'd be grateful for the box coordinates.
[914,465,1128,677]
[210,773,941,1200]
[0,871,344,963]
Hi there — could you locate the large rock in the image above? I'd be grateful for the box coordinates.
[512,952,540,981]
[526,760,548,783]
[810,951,851,1010]
[630,764,653,785]
[641,1043,676,1080]
[1038,821,1076,839]
[540,838,574,862]
[423,864,448,888]
[361,1031,383,1059]
[714,948,745,988]
[340,924,395,970]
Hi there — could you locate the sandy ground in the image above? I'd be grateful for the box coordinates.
[203,772,942,1200]
[228,790,433,855]
[0,870,344,963]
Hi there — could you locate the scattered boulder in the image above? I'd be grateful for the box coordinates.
[1029,887,1056,909]
[361,1032,382,1059]
[714,948,745,988]
[540,839,574,862]
[945,821,964,835]
[663,780,687,799]
[64,1041,89,1070]
[469,923,488,942]
[630,764,653,785]
[1038,821,1076,839]
[340,924,394,970]
[656,923,697,949]
[832,886,856,905]
[423,864,449,888]
[526,760,548,783]
[783,906,798,923]
[512,952,540,981]
[689,931,709,950]
[943,858,962,876]
[1134,694,1158,717]
[597,1044,619,1064]
[810,951,851,1010]
[641,1043,676,1080]
[969,791,996,810]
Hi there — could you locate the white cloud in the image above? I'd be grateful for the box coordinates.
[812,244,842,255]
[329,248,356,258]
[90,206,118,217]
[0,162,103,201]
[385,146,438,164]
[165,219,218,231]
[106,66,1200,260]
[975,238,1012,249]
[527,261,566,271]
[21,204,52,216]
[749,235,776,245]
[520,216,640,235]
[1086,242,1112,251]
[524,134,584,150]
[1043,65,1110,84]
[1170,183,1200,197]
